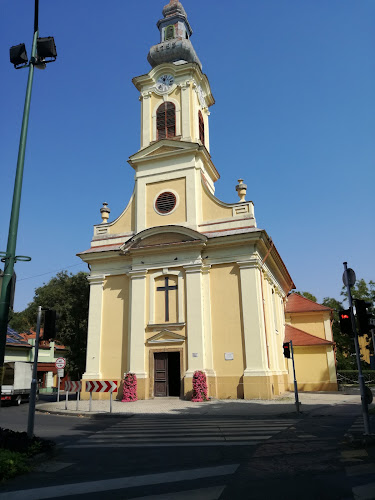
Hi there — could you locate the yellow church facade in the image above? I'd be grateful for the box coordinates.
[78,0,296,401]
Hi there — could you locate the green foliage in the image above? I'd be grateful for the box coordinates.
[341,279,375,303]
[0,427,55,456]
[0,449,29,482]
[295,291,317,303]
[9,271,89,378]
[0,428,54,483]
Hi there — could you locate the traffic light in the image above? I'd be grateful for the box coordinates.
[43,309,57,339]
[355,299,374,336]
[339,308,353,336]
[283,342,291,358]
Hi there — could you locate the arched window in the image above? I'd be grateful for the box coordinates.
[157,102,176,140]
[165,25,175,40]
[198,110,205,145]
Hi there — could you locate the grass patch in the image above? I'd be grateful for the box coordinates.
[0,449,30,482]
[0,428,55,482]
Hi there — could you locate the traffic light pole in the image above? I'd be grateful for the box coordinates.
[290,340,301,413]
[0,1,39,400]
[343,262,371,435]
[27,306,42,438]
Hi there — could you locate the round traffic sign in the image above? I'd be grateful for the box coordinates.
[343,268,356,287]
[55,357,66,369]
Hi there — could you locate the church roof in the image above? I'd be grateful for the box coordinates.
[284,324,334,346]
[285,293,331,313]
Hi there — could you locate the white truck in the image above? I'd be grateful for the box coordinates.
[1,361,33,405]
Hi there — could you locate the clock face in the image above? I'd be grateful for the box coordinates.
[156,74,174,92]
[197,85,205,107]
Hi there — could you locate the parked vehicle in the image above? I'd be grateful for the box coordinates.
[1,361,34,405]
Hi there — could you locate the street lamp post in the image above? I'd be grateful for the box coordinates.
[0,0,56,398]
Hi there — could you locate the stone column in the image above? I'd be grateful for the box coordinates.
[83,275,105,380]
[184,264,206,378]
[128,270,147,396]
[180,81,192,141]
[238,260,272,399]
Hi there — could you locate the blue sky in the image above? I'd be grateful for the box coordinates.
[1,0,374,311]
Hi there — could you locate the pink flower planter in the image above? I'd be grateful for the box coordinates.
[122,373,138,402]
[191,370,208,402]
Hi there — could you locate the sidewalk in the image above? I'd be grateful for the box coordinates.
[37,391,365,418]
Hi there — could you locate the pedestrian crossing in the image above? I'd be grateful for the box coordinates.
[346,415,375,436]
[0,464,239,500]
[66,417,295,448]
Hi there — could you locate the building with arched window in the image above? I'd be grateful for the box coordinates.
[78,1,336,401]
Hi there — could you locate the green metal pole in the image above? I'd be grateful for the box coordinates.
[0,3,39,392]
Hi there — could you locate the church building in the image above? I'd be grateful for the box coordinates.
[78,0,296,400]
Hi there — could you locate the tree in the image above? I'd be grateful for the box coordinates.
[341,279,375,303]
[9,271,89,378]
[295,291,317,303]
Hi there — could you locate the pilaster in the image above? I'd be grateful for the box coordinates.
[180,81,192,141]
[83,275,105,380]
[184,264,206,376]
[238,260,272,398]
[127,269,147,379]
[140,91,152,149]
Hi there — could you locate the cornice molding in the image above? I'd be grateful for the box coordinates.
[127,269,147,279]
[237,259,262,271]
[87,275,105,286]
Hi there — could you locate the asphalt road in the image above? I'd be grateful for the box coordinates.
[0,398,374,499]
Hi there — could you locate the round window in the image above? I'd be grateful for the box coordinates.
[155,191,177,214]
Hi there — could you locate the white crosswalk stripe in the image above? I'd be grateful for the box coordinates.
[0,464,239,500]
[347,416,375,435]
[66,418,295,448]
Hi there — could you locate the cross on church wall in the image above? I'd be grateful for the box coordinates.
[156,277,178,322]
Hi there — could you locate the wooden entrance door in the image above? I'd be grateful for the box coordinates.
[154,353,168,397]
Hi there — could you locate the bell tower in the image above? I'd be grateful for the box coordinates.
[133,0,214,152]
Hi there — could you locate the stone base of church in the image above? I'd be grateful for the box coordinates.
[272,373,290,396]
[182,374,289,401]
[292,381,338,392]
[243,375,275,400]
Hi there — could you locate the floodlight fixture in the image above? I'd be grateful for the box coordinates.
[9,43,28,69]
[36,36,57,63]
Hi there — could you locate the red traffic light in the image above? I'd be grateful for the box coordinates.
[283,342,291,358]
[339,308,353,336]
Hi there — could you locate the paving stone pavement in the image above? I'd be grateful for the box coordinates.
[37,392,366,417]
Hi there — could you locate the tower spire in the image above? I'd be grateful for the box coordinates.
[147,0,201,69]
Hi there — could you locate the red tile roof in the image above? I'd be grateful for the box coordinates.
[285,324,334,346]
[285,293,332,313]
[20,330,67,350]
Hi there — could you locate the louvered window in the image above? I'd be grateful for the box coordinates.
[199,111,205,145]
[165,25,175,40]
[157,102,176,140]
[155,192,177,214]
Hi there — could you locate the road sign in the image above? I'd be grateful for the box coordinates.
[55,357,66,369]
[57,368,64,378]
[86,381,118,393]
[65,381,82,392]
[343,268,356,287]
